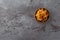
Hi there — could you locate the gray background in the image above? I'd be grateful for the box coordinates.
[0,0,60,40]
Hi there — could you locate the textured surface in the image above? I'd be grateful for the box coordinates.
[0,0,60,40]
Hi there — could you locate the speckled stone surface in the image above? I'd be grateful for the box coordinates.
[0,0,60,40]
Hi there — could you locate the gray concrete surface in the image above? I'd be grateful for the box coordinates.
[0,0,60,40]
